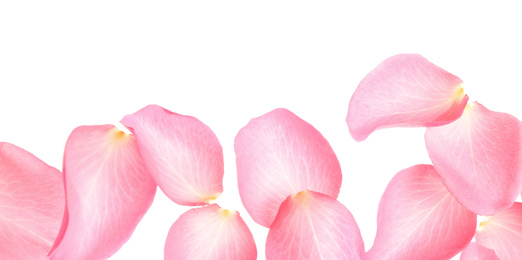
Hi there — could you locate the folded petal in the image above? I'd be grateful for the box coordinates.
[121,104,223,206]
[475,202,522,260]
[266,190,364,260]
[347,54,468,141]
[234,108,342,227]
[366,164,476,260]
[0,142,64,259]
[460,243,500,260]
[425,102,522,215]
[49,125,156,260]
[164,204,256,260]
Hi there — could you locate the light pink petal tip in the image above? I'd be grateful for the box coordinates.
[347,54,468,141]
[475,202,522,260]
[266,190,364,260]
[164,204,257,260]
[425,102,522,215]
[49,125,156,260]
[0,143,64,259]
[121,104,224,206]
[234,108,342,227]
[460,243,500,260]
[367,164,476,260]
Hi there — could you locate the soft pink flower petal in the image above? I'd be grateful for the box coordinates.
[49,125,156,260]
[0,143,64,259]
[121,104,223,206]
[234,108,342,227]
[366,164,476,260]
[475,202,522,260]
[460,243,500,260]
[266,190,364,260]
[425,102,522,215]
[347,54,468,141]
[164,204,256,260]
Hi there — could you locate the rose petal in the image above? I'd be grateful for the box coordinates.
[460,243,500,260]
[266,190,364,260]
[121,104,223,206]
[475,202,522,260]
[366,164,476,260]
[234,108,342,227]
[347,54,468,141]
[164,204,256,260]
[0,142,64,259]
[425,102,522,215]
[49,125,156,259]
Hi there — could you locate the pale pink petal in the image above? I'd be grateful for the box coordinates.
[0,142,64,259]
[121,105,223,206]
[425,102,522,215]
[460,243,500,260]
[49,125,156,260]
[347,54,468,141]
[475,202,522,260]
[266,190,364,260]
[234,108,342,227]
[366,164,476,260]
[164,204,256,260]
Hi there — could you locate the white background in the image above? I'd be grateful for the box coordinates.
[1,1,521,259]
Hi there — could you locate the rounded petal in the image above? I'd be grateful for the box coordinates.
[266,190,364,260]
[121,104,223,206]
[425,102,522,215]
[164,204,256,260]
[234,108,342,227]
[0,143,64,259]
[475,202,522,260]
[347,54,468,141]
[366,164,476,260]
[460,243,500,260]
[49,125,156,260]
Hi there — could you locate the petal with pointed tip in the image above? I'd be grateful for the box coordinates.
[164,204,257,260]
[366,165,476,260]
[460,243,499,260]
[425,102,522,215]
[0,143,64,259]
[266,190,364,260]
[347,54,468,141]
[121,105,223,206]
[235,108,342,227]
[49,125,156,260]
[475,202,522,260]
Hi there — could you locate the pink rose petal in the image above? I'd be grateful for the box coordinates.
[366,164,476,260]
[121,105,223,206]
[266,190,364,260]
[0,142,64,259]
[49,125,156,260]
[234,108,342,227]
[475,202,522,260]
[164,204,256,260]
[460,243,500,260]
[425,102,522,215]
[347,54,468,141]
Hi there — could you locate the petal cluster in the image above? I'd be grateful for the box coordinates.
[1,52,520,260]
[348,53,522,259]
